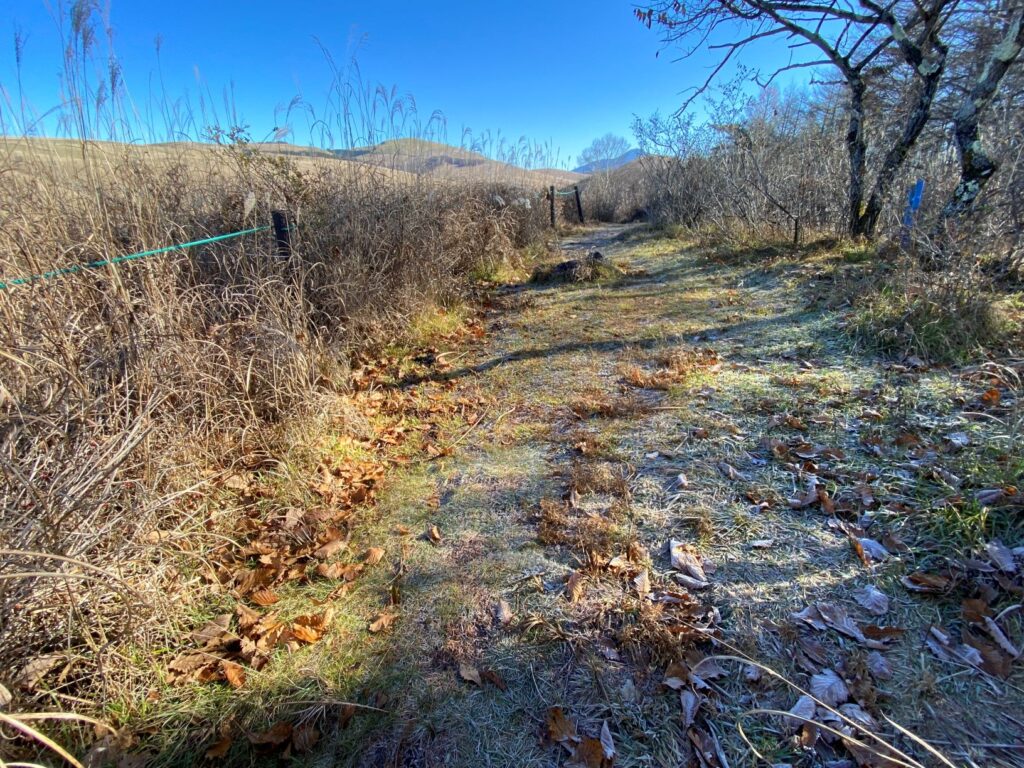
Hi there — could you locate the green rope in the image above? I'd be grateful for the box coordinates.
[0,225,271,290]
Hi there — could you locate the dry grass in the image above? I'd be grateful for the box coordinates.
[0,132,550,743]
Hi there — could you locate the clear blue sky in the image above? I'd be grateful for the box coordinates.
[1,1,811,167]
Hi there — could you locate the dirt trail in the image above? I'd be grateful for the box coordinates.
[329,224,1023,767]
[154,224,1023,767]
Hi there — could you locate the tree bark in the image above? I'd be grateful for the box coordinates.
[941,10,1024,221]
[846,77,868,238]
[857,46,947,237]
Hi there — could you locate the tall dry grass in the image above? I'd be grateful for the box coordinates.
[0,3,551,747]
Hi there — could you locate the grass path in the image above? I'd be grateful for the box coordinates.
[151,225,1024,767]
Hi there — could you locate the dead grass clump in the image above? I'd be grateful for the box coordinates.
[535,499,628,557]
[568,390,652,419]
[568,459,631,497]
[845,254,1008,363]
[530,252,623,284]
[619,346,720,390]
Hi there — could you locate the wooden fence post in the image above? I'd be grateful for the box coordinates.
[574,185,584,224]
[549,186,556,229]
[272,210,291,259]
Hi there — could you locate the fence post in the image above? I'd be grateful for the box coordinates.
[574,185,584,224]
[271,210,291,259]
[549,186,556,229]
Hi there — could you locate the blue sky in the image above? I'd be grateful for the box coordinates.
[1,1,812,167]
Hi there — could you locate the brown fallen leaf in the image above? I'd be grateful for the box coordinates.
[248,722,293,746]
[663,661,689,690]
[15,655,62,691]
[368,611,397,633]
[250,589,280,607]
[634,569,651,596]
[669,540,708,584]
[426,525,442,544]
[314,538,346,560]
[568,737,608,768]
[482,668,508,691]
[363,547,386,566]
[392,524,412,536]
[901,571,953,594]
[458,662,482,686]
[221,660,246,689]
[809,669,849,707]
[566,571,586,603]
[546,706,579,746]
[866,651,893,680]
[204,735,233,759]
[786,695,816,732]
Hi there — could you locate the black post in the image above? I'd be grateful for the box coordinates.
[549,185,556,229]
[271,210,291,259]
[574,185,584,224]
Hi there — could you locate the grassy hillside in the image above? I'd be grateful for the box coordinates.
[0,135,581,189]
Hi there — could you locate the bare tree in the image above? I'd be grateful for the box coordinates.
[638,0,954,238]
[577,133,632,170]
[941,5,1024,222]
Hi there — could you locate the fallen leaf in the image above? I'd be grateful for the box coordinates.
[663,661,689,690]
[204,736,233,759]
[866,651,893,680]
[717,461,747,481]
[15,655,61,691]
[363,547,386,566]
[426,525,442,544]
[681,689,702,728]
[786,695,816,732]
[368,611,397,633]
[839,702,879,732]
[810,669,849,707]
[495,599,514,625]
[600,721,616,760]
[546,706,579,745]
[669,540,709,584]
[290,623,321,644]
[634,569,651,596]
[314,538,346,560]
[857,538,889,562]
[853,585,890,616]
[250,589,280,607]
[459,662,482,686]
[482,669,508,691]
[901,571,952,594]
[568,738,607,768]
[981,616,1020,658]
[566,571,586,603]
[248,722,293,746]
[980,388,1001,406]
[986,540,1017,573]
[221,661,246,689]
[961,598,993,624]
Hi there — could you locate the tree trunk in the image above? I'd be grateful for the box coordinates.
[941,10,1024,221]
[857,47,946,238]
[846,78,868,238]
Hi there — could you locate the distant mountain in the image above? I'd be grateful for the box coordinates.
[573,148,644,174]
